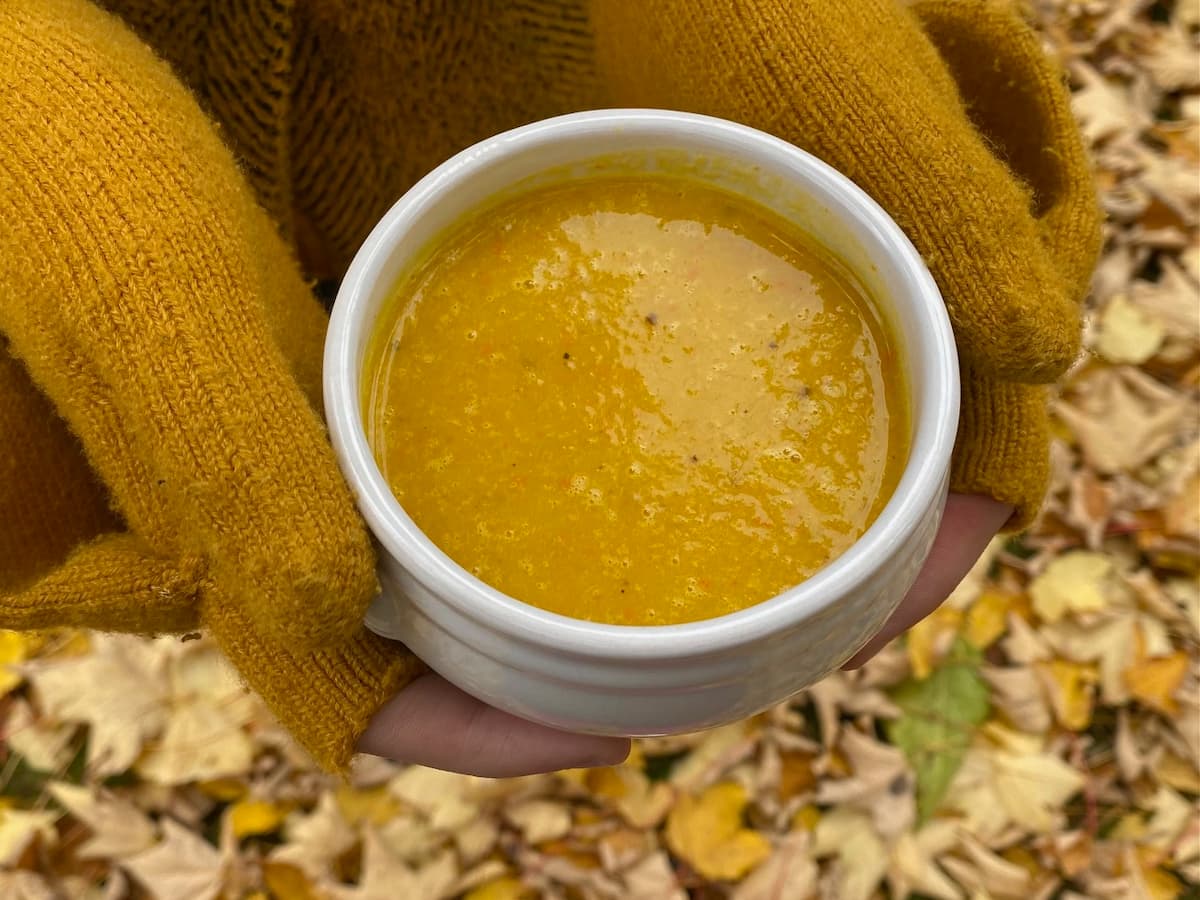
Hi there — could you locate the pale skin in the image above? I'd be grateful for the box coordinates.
[358,493,1012,776]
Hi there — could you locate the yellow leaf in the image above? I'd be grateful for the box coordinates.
[229,800,285,839]
[1125,650,1188,714]
[1034,660,1098,730]
[1142,866,1184,900]
[906,607,962,679]
[965,591,1016,650]
[586,766,628,801]
[0,810,57,867]
[464,877,531,900]
[1095,294,1166,364]
[1153,751,1200,794]
[777,751,816,800]
[196,778,247,802]
[335,785,403,827]
[262,861,324,900]
[791,804,821,832]
[1029,552,1113,623]
[665,782,771,881]
[1111,812,1148,841]
[0,631,32,696]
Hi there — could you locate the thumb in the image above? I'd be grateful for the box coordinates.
[358,675,632,777]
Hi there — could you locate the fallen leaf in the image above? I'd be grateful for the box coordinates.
[0,872,57,900]
[665,782,771,881]
[1029,551,1115,623]
[0,809,57,867]
[1095,294,1167,363]
[135,699,255,785]
[48,782,157,859]
[732,831,818,900]
[811,808,888,900]
[965,590,1017,650]
[1125,646,1191,718]
[623,851,686,900]
[389,767,479,831]
[463,877,530,900]
[271,793,357,881]
[4,699,76,773]
[944,725,1085,838]
[1053,368,1189,473]
[0,631,35,696]
[983,664,1054,734]
[122,818,227,900]
[887,639,990,823]
[885,821,961,900]
[504,800,571,845]
[23,634,170,777]
[228,799,285,839]
[1035,659,1099,730]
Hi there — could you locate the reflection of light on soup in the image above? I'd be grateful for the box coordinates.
[366,176,909,626]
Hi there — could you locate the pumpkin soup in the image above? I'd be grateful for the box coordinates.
[366,176,908,626]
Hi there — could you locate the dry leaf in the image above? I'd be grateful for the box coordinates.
[665,782,771,881]
[1095,294,1167,363]
[811,809,888,900]
[0,809,57,867]
[4,699,76,773]
[1035,659,1099,729]
[1029,551,1115,622]
[1124,649,1189,714]
[122,818,227,900]
[271,793,357,881]
[23,634,170,777]
[48,783,156,859]
[622,851,685,900]
[1054,368,1189,473]
[227,799,285,839]
[944,725,1085,838]
[389,767,479,831]
[731,831,818,900]
[504,800,571,845]
[135,700,255,786]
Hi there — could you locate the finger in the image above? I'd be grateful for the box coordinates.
[358,674,632,778]
[842,494,1012,669]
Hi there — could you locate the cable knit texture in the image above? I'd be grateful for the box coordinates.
[0,0,1100,770]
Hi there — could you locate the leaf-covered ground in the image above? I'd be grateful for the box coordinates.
[2,2,1197,898]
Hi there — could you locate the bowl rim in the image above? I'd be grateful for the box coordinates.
[324,108,959,662]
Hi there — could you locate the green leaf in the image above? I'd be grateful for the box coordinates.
[886,638,991,823]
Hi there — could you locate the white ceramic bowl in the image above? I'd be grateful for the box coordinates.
[325,109,958,737]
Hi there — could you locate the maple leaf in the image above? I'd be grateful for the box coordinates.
[135,698,255,786]
[943,724,1085,839]
[731,831,817,900]
[1030,551,1116,623]
[330,831,456,900]
[886,639,990,823]
[624,851,687,900]
[270,793,357,882]
[1094,293,1167,363]
[0,809,57,867]
[48,782,157,859]
[4,698,76,773]
[1054,367,1190,474]
[22,634,170,777]
[503,799,571,845]
[811,808,888,900]
[122,818,228,900]
[665,781,771,881]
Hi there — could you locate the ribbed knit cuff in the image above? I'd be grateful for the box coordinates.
[950,362,1052,532]
[204,601,425,773]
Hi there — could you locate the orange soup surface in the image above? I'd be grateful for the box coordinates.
[367,176,909,625]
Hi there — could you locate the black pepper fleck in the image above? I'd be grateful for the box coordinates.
[563,352,570,360]
[645,312,658,326]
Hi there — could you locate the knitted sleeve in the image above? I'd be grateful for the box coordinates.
[0,0,422,771]
[589,0,1103,527]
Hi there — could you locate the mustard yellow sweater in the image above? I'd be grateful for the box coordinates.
[0,0,1101,771]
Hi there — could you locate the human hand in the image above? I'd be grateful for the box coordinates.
[843,493,1012,668]
[358,675,631,777]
